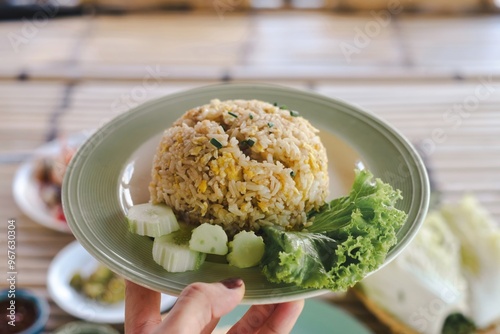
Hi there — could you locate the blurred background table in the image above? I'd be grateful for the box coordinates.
[1,3,499,333]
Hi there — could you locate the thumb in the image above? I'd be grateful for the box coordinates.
[155,278,245,334]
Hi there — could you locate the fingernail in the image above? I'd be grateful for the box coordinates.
[220,277,243,289]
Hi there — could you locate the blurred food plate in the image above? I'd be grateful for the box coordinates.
[215,298,373,334]
[53,321,120,334]
[48,240,177,324]
[12,132,90,234]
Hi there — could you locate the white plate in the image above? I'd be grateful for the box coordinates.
[47,240,177,324]
[12,133,90,234]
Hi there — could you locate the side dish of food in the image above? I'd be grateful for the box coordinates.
[14,133,87,234]
[33,139,77,223]
[69,265,125,304]
[125,99,408,292]
[48,240,178,324]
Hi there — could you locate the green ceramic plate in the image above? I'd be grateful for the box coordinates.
[63,83,429,304]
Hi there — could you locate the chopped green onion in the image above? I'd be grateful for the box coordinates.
[210,138,223,149]
[272,103,291,111]
[272,103,293,111]
[228,111,238,118]
[289,110,300,117]
[239,139,256,150]
[290,171,296,177]
[267,122,274,128]
[249,114,254,119]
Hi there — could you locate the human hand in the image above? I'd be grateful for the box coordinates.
[125,279,304,334]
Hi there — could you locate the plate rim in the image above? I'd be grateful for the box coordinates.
[63,82,430,304]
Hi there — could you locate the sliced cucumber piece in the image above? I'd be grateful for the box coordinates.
[189,223,228,255]
[152,228,206,272]
[227,231,265,268]
[127,203,179,237]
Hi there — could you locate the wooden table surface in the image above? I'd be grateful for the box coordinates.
[1,9,499,334]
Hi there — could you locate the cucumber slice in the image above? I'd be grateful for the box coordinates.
[227,231,265,268]
[152,228,206,272]
[189,223,228,255]
[127,203,179,237]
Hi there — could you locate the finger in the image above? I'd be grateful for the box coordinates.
[227,304,277,333]
[259,300,304,334]
[125,280,162,334]
[228,300,304,334]
[156,278,245,334]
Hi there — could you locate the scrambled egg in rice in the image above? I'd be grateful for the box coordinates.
[149,99,329,234]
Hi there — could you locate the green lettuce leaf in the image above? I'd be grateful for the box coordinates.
[260,228,339,289]
[260,169,407,291]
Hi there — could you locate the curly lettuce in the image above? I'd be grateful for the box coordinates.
[260,169,407,291]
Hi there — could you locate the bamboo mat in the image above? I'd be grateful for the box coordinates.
[1,10,500,334]
[1,12,500,80]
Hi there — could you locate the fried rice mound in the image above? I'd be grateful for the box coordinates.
[149,99,329,234]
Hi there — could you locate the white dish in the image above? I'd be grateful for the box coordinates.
[47,240,177,324]
[12,133,89,234]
